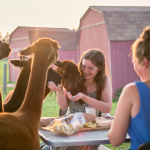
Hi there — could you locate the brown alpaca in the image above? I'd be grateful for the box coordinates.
[54,60,80,96]
[0,38,59,149]
[0,40,12,60]
[0,41,12,112]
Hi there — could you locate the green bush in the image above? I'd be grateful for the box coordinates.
[113,87,123,102]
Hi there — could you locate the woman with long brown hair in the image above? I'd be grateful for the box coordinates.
[66,49,112,115]
[46,49,112,150]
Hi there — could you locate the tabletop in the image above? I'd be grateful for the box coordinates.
[39,128,130,148]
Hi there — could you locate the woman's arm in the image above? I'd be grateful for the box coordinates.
[67,76,112,113]
[108,83,136,147]
[48,82,69,110]
[57,88,69,110]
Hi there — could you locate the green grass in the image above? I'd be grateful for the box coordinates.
[0,59,9,86]
[2,87,130,149]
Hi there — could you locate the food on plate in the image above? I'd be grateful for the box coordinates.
[95,117,111,127]
[83,122,97,128]
[45,113,86,135]
[53,120,83,135]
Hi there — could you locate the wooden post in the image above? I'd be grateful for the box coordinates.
[3,64,7,94]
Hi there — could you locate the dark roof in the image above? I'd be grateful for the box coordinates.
[20,26,77,50]
[88,6,150,41]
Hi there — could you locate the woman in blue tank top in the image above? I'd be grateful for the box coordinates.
[108,26,150,150]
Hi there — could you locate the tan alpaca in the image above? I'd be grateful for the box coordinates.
[0,38,60,150]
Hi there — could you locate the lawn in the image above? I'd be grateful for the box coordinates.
[1,87,130,149]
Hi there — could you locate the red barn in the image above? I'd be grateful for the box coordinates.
[78,6,150,94]
[9,26,77,82]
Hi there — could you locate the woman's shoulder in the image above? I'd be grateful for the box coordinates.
[103,75,111,86]
[124,82,137,90]
[121,83,139,100]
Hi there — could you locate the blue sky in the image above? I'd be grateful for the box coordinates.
[0,0,150,37]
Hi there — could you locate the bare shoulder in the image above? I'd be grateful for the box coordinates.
[120,83,139,102]
[123,83,138,93]
[104,75,111,84]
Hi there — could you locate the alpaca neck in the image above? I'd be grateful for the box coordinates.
[18,55,49,122]
[44,86,51,99]
[4,68,30,112]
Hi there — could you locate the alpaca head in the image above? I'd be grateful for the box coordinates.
[54,60,80,95]
[46,67,62,86]
[10,57,62,86]
[0,41,12,60]
[10,57,32,68]
[19,38,60,66]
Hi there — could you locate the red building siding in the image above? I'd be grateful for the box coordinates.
[110,41,140,93]
[79,9,110,76]
[81,9,104,27]
[58,50,77,63]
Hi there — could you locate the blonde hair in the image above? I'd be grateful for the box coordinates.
[132,26,150,65]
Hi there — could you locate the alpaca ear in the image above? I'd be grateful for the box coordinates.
[54,61,62,67]
[19,46,33,56]
[9,59,30,67]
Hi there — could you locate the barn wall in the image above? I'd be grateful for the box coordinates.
[79,9,110,76]
[110,41,140,94]
[81,9,104,27]
[9,28,30,82]
[58,50,77,64]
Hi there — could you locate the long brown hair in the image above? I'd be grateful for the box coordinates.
[77,49,108,105]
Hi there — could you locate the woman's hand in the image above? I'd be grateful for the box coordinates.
[48,81,63,92]
[67,92,84,101]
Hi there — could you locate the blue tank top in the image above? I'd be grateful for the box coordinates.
[128,81,150,150]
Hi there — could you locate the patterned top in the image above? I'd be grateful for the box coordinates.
[66,91,99,116]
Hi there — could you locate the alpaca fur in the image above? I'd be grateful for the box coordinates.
[0,40,12,60]
[3,58,62,112]
[0,38,59,149]
[54,60,80,96]
[0,41,12,112]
